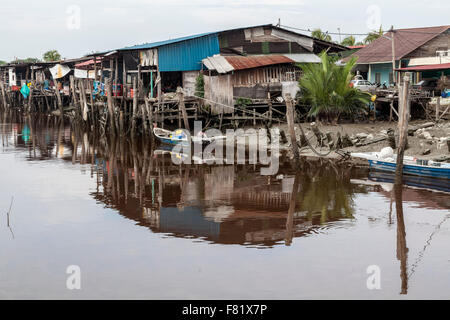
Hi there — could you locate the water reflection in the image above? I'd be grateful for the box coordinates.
[1,111,371,248]
[2,111,450,299]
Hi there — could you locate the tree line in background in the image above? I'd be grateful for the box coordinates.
[0,26,385,64]
[312,25,384,46]
[0,50,62,65]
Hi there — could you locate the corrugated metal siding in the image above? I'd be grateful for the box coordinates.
[158,34,220,72]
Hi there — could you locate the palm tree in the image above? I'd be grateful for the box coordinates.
[311,28,332,42]
[298,52,371,122]
[341,36,356,47]
[43,50,61,62]
[364,25,384,44]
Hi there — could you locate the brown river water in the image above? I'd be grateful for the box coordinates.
[0,112,449,299]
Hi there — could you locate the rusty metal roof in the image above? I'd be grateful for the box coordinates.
[225,55,294,70]
[348,25,450,64]
[202,54,321,73]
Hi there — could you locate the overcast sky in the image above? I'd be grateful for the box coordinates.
[1,0,449,62]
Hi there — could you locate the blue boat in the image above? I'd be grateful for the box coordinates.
[368,159,450,180]
[368,171,450,193]
[352,151,450,180]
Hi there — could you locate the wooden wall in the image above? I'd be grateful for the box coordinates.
[205,65,301,114]
[405,30,450,59]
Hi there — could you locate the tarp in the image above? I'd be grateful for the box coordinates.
[74,68,100,79]
[49,64,71,79]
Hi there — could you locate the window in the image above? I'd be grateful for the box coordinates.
[375,73,381,83]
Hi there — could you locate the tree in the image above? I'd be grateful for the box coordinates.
[364,25,384,44]
[341,36,356,47]
[14,57,40,63]
[311,29,332,42]
[43,50,61,62]
[298,52,371,122]
[0,60,6,65]
[194,73,204,98]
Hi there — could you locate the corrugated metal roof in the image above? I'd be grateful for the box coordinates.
[74,58,102,68]
[348,25,450,64]
[158,34,220,72]
[202,54,321,73]
[225,55,294,70]
[396,63,450,71]
[119,32,218,51]
[202,55,235,74]
[283,53,321,63]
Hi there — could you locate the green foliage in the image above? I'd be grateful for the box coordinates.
[195,73,205,98]
[235,97,252,108]
[311,29,332,42]
[43,50,61,62]
[13,57,41,64]
[364,25,384,44]
[298,52,371,120]
[0,60,6,65]
[341,36,356,47]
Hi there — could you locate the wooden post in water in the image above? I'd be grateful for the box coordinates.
[106,78,116,135]
[137,64,142,99]
[285,172,301,246]
[79,79,86,121]
[27,80,34,113]
[54,79,63,114]
[285,93,300,162]
[395,75,410,183]
[177,87,189,131]
[70,76,78,108]
[0,81,8,110]
[132,77,138,135]
[436,96,441,122]
[267,92,273,127]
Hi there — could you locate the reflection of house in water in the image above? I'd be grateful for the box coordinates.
[159,207,221,240]
[1,117,371,247]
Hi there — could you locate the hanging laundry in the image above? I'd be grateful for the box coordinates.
[20,83,30,98]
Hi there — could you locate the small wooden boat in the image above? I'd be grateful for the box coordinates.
[352,150,450,180]
[153,127,226,146]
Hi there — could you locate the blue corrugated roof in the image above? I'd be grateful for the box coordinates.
[120,31,218,51]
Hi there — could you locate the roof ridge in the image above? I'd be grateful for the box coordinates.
[395,25,450,31]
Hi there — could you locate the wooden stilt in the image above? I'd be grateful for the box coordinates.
[395,75,410,183]
[132,77,138,135]
[177,87,189,131]
[286,93,300,162]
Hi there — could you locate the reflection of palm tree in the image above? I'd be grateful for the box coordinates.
[296,162,367,223]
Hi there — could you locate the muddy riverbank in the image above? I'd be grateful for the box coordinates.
[275,120,450,162]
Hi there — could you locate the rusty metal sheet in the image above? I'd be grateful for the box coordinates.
[224,55,295,71]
